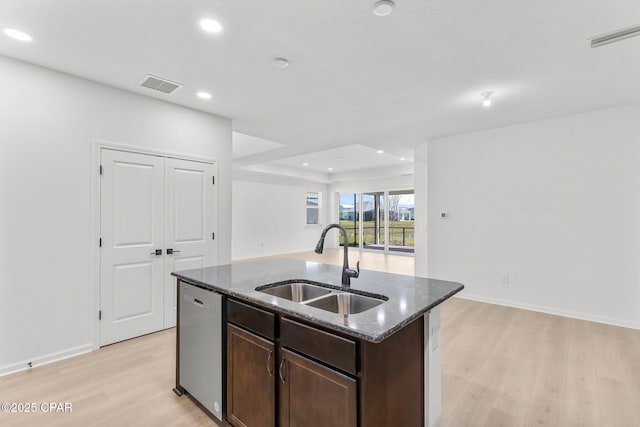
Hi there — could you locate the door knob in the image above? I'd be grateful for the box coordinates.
[149,249,162,256]
[166,248,181,255]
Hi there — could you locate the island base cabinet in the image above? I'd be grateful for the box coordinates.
[225,299,423,427]
[359,317,424,427]
[227,324,275,427]
[278,348,357,427]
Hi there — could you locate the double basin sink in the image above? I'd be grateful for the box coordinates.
[256,280,387,316]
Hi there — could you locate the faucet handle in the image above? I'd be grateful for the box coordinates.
[352,261,360,278]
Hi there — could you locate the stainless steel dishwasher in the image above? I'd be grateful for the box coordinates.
[178,281,223,421]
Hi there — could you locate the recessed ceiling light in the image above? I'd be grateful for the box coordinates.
[328,167,334,171]
[200,18,223,34]
[196,91,212,99]
[272,57,289,68]
[302,162,309,166]
[481,91,494,107]
[4,28,32,42]
[400,157,406,161]
[376,150,384,154]
[372,0,395,16]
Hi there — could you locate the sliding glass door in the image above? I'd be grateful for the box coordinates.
[338,190,414,254]
[362,192,385,251]
[388,190,414,253]
[338,193,359,247]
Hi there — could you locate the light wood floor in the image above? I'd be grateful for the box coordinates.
[1,250,639,426]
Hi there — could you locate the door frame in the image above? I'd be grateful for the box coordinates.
[90,140,217,350]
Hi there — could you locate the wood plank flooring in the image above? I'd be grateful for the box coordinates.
[1,249,639,426]
[0,328,215,427]
[441,298,640,427]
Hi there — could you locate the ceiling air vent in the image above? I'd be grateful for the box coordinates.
[139,74,183,94]
[589,24,640,48]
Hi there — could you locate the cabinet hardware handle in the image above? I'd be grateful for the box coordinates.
[267,351,273,376]
[149,249,162,256]
[166,248,181,255]
[278,356,286,383]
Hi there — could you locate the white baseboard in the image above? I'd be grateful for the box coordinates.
[0,344,93,378]
[455,292,640,331]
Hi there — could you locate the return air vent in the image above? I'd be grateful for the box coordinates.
[589,24,640,48]
[139,74,183,94]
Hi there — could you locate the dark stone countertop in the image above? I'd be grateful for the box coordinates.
[172,258,464,343]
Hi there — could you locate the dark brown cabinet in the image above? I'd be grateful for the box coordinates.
[225,297,424,427]
[227,324,275,427]
[278,348,356,427]
[226,299,277,427]
[278,317,357,427]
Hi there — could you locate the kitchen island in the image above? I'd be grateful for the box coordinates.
[172,258,464,427]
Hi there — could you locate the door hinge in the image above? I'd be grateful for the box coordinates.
[99,165,103,175]
[212,176,215,185]
[99,238,102,247]
[212,232,215,240]
[98,310,102,320]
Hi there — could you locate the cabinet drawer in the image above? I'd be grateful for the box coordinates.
[227,298,276,340]
[280,318,356,375]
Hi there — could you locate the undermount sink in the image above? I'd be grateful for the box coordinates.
[256,280,387,315]
[257,281,332,302]
[305,292,385,315]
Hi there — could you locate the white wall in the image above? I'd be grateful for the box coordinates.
[418,103,640,329]
[0,56,232,375]
[232,174,329,260]
[413,142,428,277]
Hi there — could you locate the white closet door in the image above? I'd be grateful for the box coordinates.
[163,158,217,328]
[100,149,165,346]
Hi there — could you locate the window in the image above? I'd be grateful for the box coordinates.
[306,191,320,225]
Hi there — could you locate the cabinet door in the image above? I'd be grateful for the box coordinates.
[279,348,357,427]
[227,324,275,427]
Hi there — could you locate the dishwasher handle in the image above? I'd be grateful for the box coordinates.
[182,290,220,313]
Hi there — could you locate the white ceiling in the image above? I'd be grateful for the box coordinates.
[2,0,640,176]
[267,144,410,174]
[232,132,286,159]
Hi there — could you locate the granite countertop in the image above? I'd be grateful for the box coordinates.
[172,258,464,343]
